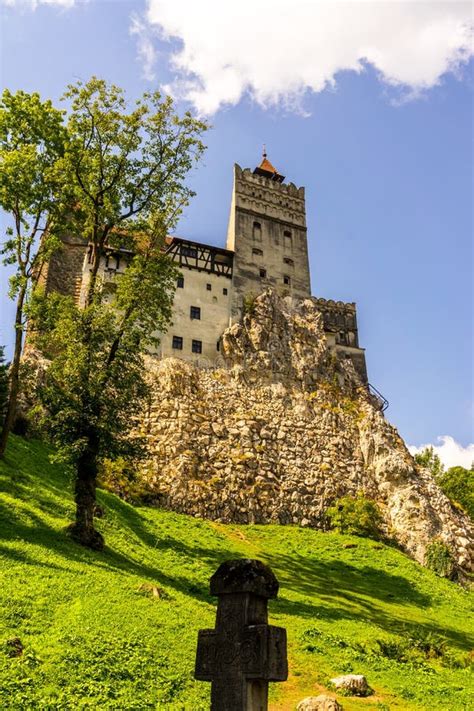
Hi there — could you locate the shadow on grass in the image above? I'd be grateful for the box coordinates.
[2,436,472,653]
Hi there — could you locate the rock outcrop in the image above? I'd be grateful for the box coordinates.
[138,291,473,572]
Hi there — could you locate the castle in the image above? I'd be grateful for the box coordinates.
[41,152,368,383]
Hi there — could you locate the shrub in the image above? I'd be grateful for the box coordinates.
[437,466,474,520]
[425,539,455,579]
[326,492,383,539]
[11,413,29,437]
[242,293,257,316]
[98,457,156,505]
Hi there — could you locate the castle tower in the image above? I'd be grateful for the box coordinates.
[226,152,311,319]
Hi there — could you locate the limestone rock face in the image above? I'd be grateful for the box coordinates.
[139,291,473,572]
[296,695,343,711]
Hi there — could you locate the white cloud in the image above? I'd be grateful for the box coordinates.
[130,12,157,81]
[141,0,473,114]
[409,436,474,469]
[2,0,77,8]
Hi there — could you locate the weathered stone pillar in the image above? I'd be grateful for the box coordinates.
[195,558,288,711]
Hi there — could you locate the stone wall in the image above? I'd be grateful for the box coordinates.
[226,164,311,320]
[40,234,88,304]
[138,291,473,572]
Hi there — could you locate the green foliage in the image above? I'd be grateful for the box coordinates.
[437,466,474,520]
[326,492,383,540]
[98,457,155,504]
[61,77,207,250]
[425,539,455,579]
[0,347,8,426]
[1,437,474,710]
[34,294,150,463]
[242,292,257,316]
[0,89,68,454]
[414,446,444,478]
[25,77,207,544]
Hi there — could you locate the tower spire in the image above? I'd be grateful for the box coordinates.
[254,147,285,183]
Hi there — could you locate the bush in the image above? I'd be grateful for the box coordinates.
[437,466,474,520]
[425,539,455,579]
[242,293,257,316]
[326,492,383,539]
[11,414,29,437]
[98,457,156,505]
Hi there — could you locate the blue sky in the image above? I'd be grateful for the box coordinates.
[0,0,473,464]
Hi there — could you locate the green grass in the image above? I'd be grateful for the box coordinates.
[1,435,473,710]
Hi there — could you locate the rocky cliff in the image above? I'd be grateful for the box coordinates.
[138,291,472,572]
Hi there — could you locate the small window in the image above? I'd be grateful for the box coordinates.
[283,275,291,285]
[182,245,197,258]
[253,221,262,242]
[177,276,184,288]
[223,288,228,295]
[216,340,220,352]
[252,248,263,256]
[172,336,183,350]
[190,306,201,320]
[284,230,292,250]
[192,339,202,354]
[283,257,294,266]
[206,283,212,291]
[259,268,267,278]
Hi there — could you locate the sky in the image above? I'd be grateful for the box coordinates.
[0,0,473,466]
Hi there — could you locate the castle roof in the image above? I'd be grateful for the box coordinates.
[253,149,285,183]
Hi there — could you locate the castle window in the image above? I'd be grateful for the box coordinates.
[259,268,267,278]
[223,288,228,295]
[283,275,291,286]
[177,276,184,288]
[253,221,262,242]
[182,245,198,258]
[190,306,201,320]
[192,339,202,354]
[216,340,220,351]
[284,230,292,250]
[283,257,294,267]
[172,336,183,350]
[206,283,212,291]
[252,248,263,256]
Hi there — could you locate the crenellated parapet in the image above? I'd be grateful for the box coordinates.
[233,164,306,228]
[311,296,367,382]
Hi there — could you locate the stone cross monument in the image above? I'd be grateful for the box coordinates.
[195,558,288,711]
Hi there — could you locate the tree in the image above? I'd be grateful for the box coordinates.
[0,346,9,426]
[0,90,67,457]
[437,466,474,520]
[34,78,207,549]
[414,446,444,478]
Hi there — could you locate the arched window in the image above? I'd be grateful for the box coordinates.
[253,221,262,242]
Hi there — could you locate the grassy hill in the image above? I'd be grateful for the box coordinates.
[1,435,473,710]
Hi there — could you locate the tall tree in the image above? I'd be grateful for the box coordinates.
[0,346,9,426]
[414,446,444,478]
[0,90,67,457]
[34,78,207,549]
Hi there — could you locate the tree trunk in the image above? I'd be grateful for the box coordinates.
[68,431,104,550]
[0,286,26,458]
